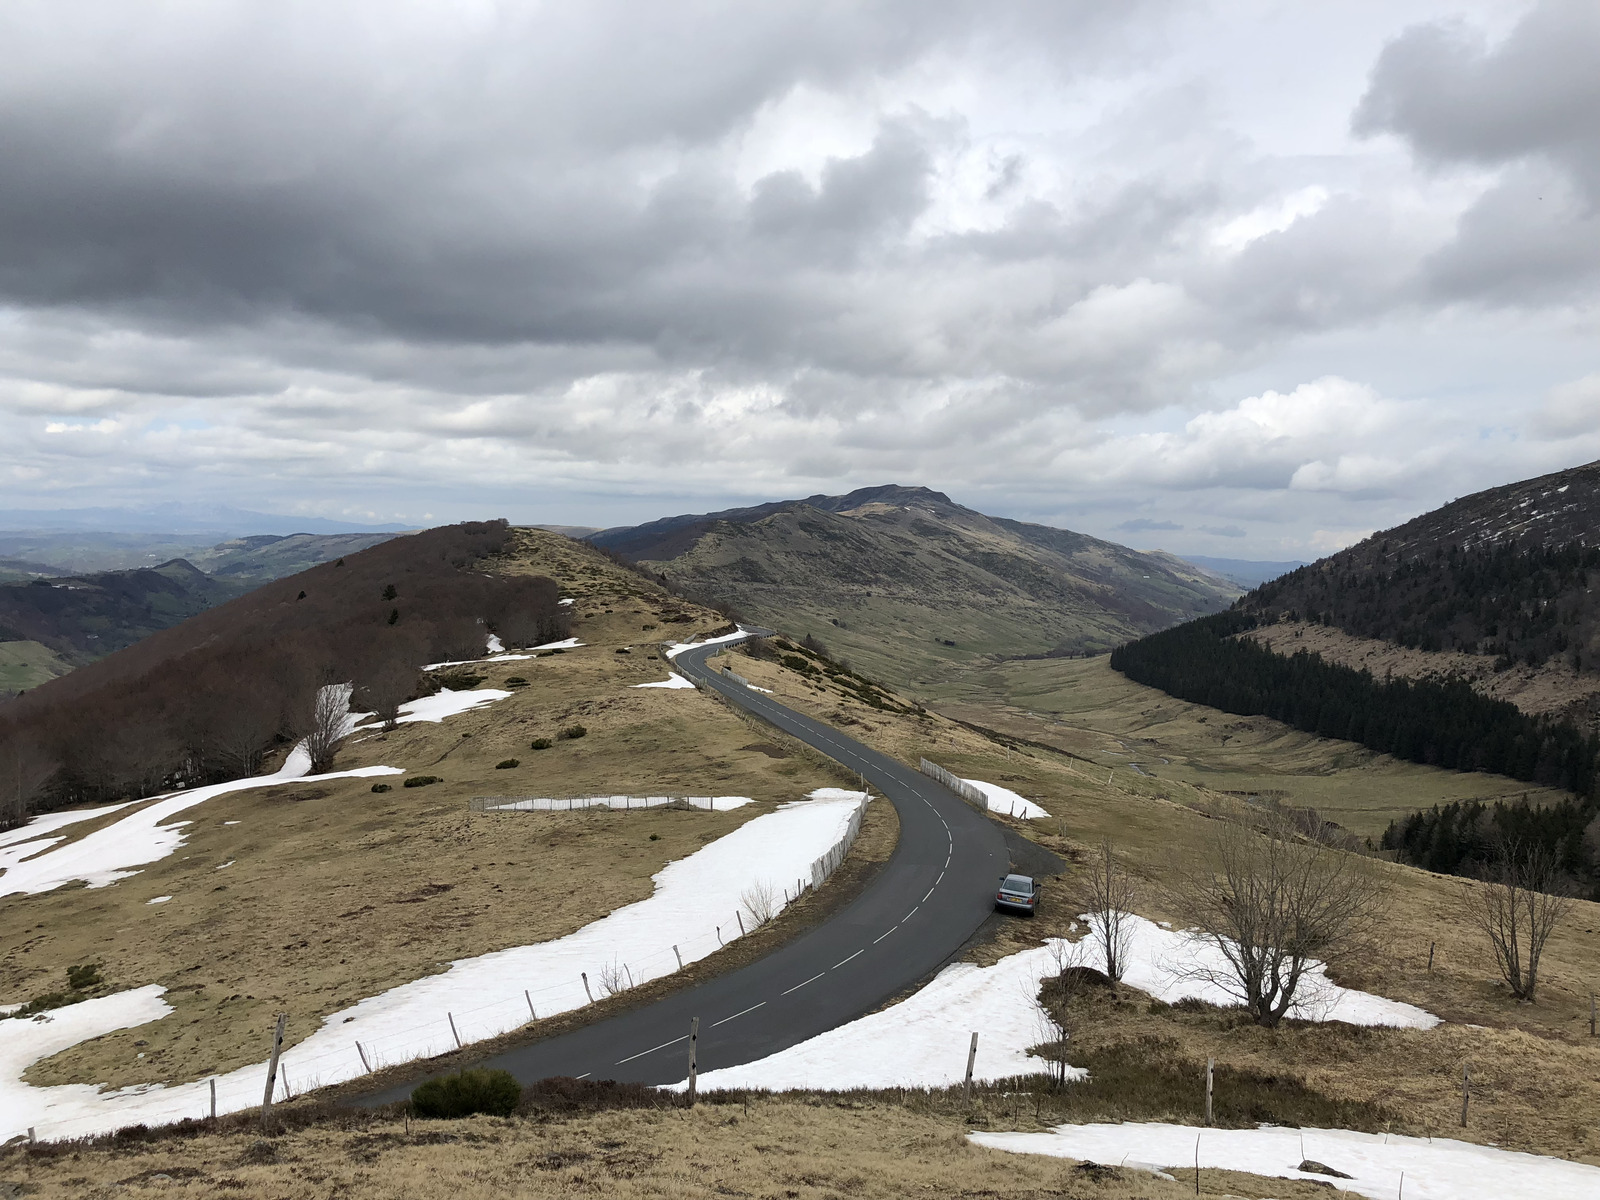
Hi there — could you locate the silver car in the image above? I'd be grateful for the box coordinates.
[995,873,1040,915]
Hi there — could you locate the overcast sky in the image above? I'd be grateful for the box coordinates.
[2,0,1597,557]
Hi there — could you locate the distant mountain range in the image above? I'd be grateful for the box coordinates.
[590,484,1241,692]
[0,531,406,693]
[1179,555,1307,589]
[0,504,409,536]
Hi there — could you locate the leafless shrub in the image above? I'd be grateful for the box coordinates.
[1172,819,1389,1028]
[357,659,417,731]
[1087,840,1136,990]
[596,959,631,997]
[1463,842,1574,1002]
[741,880,778,929]
[301,684,349,774]
[1031,939,1099,1087]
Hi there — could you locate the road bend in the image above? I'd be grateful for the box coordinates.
[360,640,1008,1102]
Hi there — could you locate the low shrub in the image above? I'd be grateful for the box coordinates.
[504,676,528,688]
[495,759,520,770]
[404,775,441,789]
[433,670,485,691]
[530,737,553,750]
[371,783,392,793]
[411,1068,521,1119]
[558,724,587,740]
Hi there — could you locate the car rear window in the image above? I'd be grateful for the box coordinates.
[1002,875,1032,891]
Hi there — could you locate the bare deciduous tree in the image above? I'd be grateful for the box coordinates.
[0,737,55,831]
[1174,820,1388,1028]
[1031,940,1092,1087]
[1087,840,1136,991]
[301,684,350,774]
[741,880,778,928]
[358,659,417,731]
[1463,843,1573,1002]
[596,958,631,997]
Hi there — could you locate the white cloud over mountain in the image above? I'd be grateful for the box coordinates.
[0,0,1595,554]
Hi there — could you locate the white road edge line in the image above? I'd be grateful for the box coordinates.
[832,948,864,970]
[872,928,895,944]
[901,905,919,923]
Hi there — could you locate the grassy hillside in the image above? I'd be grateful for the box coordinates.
[0,639,73,693]
[2,529,874,1098]
[189,531,402,582]
[597,485,1237,693]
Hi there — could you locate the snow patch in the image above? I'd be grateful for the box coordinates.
[664,629,750,660]
[970,1123,1600,1200]
[691,914,1436,1093]
[146,896,171,905]
[962,779,1049,819]
[4,791,867,1141]
[1,753,401,899]
[631,673,695,689]
[353,687,511,728]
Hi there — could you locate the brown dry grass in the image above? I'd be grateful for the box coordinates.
[724,640,1600,1163]
[0,1095,1364,1200]
[3,531,866,1094]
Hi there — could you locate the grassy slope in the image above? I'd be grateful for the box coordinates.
[720,642,1600,1164]
[2,1096,1367,1200]
[646,498,1237,693]
[0,639,73,692]
[4,529,864,1093]
[924,654,1575,840]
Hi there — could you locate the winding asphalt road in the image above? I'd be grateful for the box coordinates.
[362,641,1009,1102]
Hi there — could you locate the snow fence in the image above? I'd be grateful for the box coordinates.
[720,664,753,687]
[470,795,749,813]
[919,758,988,812]
[809,798,865,888]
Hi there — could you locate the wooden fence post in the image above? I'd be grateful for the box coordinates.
[261,1013,287,1130]
[963,1032,978,1102]
[1205,1057,1213,1125]
[448,1012,462,1050]
[582,972,593,1003]
[1460,1065,1470,1127]
[687,1017,700,1106]
[209,1077,217,1121]
[1427,941,1435,971]
[356,1042,373,1074]
[674,945,683,970]
[526,990,536,1020]
[1590,991,1595,1038]
[736,911,745,935]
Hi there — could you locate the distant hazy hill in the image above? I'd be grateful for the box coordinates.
[591,484,1239,691]
[0,503,408,536]
[189,531,403,582]
[1180,555,1307,589]
[0,532,408,693]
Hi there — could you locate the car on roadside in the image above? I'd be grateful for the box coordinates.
[995,873,1040,915]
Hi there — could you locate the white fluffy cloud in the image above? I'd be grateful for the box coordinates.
[0,0,1595,554]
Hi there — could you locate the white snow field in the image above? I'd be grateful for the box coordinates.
[423,635,585,670]
[359,686,512,726]
[631,672,696,689]
[664,629,749,659]
[1,790,868,1142]
[483,795,753,813]
[962,779,1048,820]
[0,751,402,899]
[689,914,1435,1093]
[970,1123,1600,1200]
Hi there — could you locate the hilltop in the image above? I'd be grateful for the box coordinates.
[591,485,1239,692]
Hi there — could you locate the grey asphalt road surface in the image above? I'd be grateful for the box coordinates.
[360,638,1009,1102]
